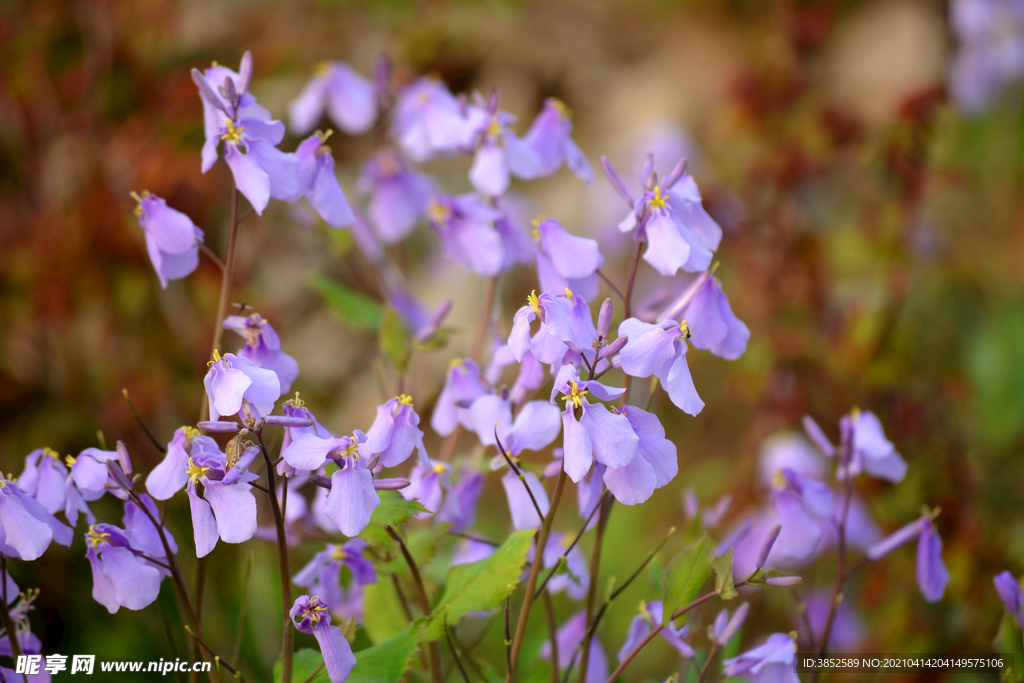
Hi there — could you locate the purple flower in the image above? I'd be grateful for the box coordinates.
[289,62,377,136]
[522,98,593,182]
[995,571,1024,628]
[64,447,121,524]
[223,313,299,394]
[617,318,704,416]
[400,461,449,515]
[618,601,694,662]
[757,433,828,486]
[392,77,480,162]
[551,365,638,483]
[358,149,437,244]
[802,591,864,651]
[802,415,837,458]
[467,111,542,197]
[658,272,749,360]
[612,158,720,276]
[713,603,750,646]
[281,434,357,472]
[502,470,550,531]
[770,468,834,562]
[950,0,1024,113]
[722,633,800,683]
[183,438,260,557]
[469,395,562,457]
[0,476,72,560]
[290,595,356,683]
[602,405,677,505]
[280,396,334,452]
[539,610,608,683]
[131,192,204,288]
[493,196,536,272]
[294,132,356,229]
[427,194,506,275]
[19,448,67,515]
[146,427,207,500]
[532,218,604,302]
[508,290,574,364]
[541,532,589,601]
[363,395,429,468]
[192,55,301,214]
[86,523,163,613]
[294,540,377,618]
[867,513,949,602]
[844,410,907,483]
[321,457,380,537]
[437,467,485,532]
[203,350,281,421]
[431,359,488,436]
[122,493,178,564]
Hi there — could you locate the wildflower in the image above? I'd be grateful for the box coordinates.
[722,633,800,683]
[949,0,1024,113]
[522,98,593,182]
[995,571,1024,628]
[293,540,377,618]
[192,54,301,214]
[617,318,704,416]
[122,494,177,565]
[363,395,429,468]
[431,359,487,437]
[844,410,908,483]
[182,436,260,557]
[392,77,479,162]
[321,456,380,537]
[467,110,542,196]
[539,610,608,683]
[19,448,68,515]
[357,150,437,243]
[289,62,377,136]
[802,591,864,651]
[770,468,834,562]
[85,523,163,613]
[532,218,604,302]
[658,271,749,360]
[427,194,506,275]
[0,475,72,561]
[290,595,356,683]
[147,427,210,500]
[131,192,204,288]
[400,461,449,515]
[618,601,694,662]
[294,131,356,229]
[541,532,590,601]
[203,350,281,421]
[437,467,485,532]
[551,365,639,483]
[713,603,750,646]
[223,313,300,394]
[508,290,574,364]
[868,512,949,602]
[602,406,677,505]
[501,469,550,531]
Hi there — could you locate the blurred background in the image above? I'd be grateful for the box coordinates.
[2,0,1023,680]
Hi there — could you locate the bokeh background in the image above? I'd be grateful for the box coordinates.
[2,0,1023,681]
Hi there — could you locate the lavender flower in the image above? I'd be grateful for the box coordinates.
[949,0,1024,113]
[868,513,949,602]
[995,571,1024,628]
[508,290,575,364]
[321,457,380,537]
[358,150,437,243]
[392,77,479,162]
[147,427,206,500]
[182,437,260,557]
[400,461,449,515]
[532,218,604,302]
[436,467,485,532]
[551,365,639,482]
[294,540,377,618]
[203,350,281,421]
[618,601,694,661]
[19,448,68,515]
[713,603,750,646]
[363,395,428,468]
[289,62,377,136]
[0,476,72,561]
[617,318,704,415]
[770,468,834,562]
[539,610,608,683]
[427,194,506,275]
[501,470,550,531]
[522,98,593,182]
[223,313,299,394]
[541,532,590,600]
[290,595,356,683]
[658,271,749,360]
[722,632,800,683]
[803,591,864,651]
[131,192,204,288]
[467,110,542,196]
[602,405,677,505]
[86,524,163,613]
[294,131,356,229]
[431,359,487,436]
[844,410,907,483]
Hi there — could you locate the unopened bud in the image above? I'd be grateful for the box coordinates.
[765,576,802,587]
[198,420,241,434]
[756,524,782,570]
[116,441,133,476]
[219,77,237,105]
[237,51,253,98]
[106,459,132,493]
[716,602,749,645]
[599,335,627,360]
[263,415,315,428]
[373,477,411,490]
[597,299,613,339]
[662,157,688,191]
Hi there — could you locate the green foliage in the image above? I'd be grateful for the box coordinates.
[309,273,383,331]
[363,580,410,644]
[712,549,738,601]
[967,306,1024,448]
[380,307,412,373]
[420,529,535,642]
[995,614,1024,681]
[368,491,430,528]
[662,535,712,626]
[349,625,422,683]
[274,649,328,683]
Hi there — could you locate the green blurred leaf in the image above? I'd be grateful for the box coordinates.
[369,491,429,527]
[967,307,1024,448]
[380,307,412,373]
[712,549,738,600]
[421,529,535,642]
[413,326,458,351]
[363,580,409,644]
[662,535,712,626]
[274,648,328,683]
[310,273,382,331]
[995,614,1024,680]
[349,624,421,683]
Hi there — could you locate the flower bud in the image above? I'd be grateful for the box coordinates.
[116,441,133,476]
[198,420,241,434]
[237,51,253,98]
[662,157,688,191]
[599,335,627,360]
[600,156,635,207]
[373,478,411,490]
[106,459,133,493]
[756,524,782,570]
[765,576,802,587]
[716,602,749,645]
[263,415,315,428]
[597,299,613,340]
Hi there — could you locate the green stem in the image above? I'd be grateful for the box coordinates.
[255,433,292,683]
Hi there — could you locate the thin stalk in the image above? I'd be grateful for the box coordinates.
[472,276,498,363]
[255,433,292,683]
[185,626,246,681]
[697,643,720,683]
[301,663,325,683]
[811,475,855,683]
[122,389,166,454]
[0,558,20,660]
[534,490,610,599]
[542,589,559,683]
[445,623,471,683]
[496,431,545,523]
[508,469,568,680]
[618,241,645,407]
[504,588,514,676]
[386,525,443,683]
[201,184,241,422]
[595,269,625,303]
[231,551,255,665]
[199,243,225,272]
[576,496,612,683]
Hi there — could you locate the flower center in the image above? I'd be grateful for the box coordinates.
[487,117,502,138]
[207,349,225,367]
[329,546,347,561]
[648,186,669,211]
[397,394,414,408]
[528,290,541,316]
[679,320,691,339]
[86,525,110,549]
[561,381,588,410]
[220,119,245,145]
[284,392,305,409]
[550,98,572,120]
[304,597,329,626]
[427,197,451,224]
[432,463,445,475]
[42,447,60,460]
[186,457,210,485]
[65,455,76,467]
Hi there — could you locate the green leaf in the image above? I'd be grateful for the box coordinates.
[712,549,738,601]
[309,273,383,331]
[274,648,328,683]
[996,614,1024,680]
[421,529,535,642]
[380,307,412,373]
[349,625,421,683]
[369,491,429,527]
[363,581,410,644]
[662,535,712,626]
[413,325,458,351]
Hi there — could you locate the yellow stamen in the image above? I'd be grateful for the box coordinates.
[561,381,588,410]
[531,215,545,240]
[65,455,76,466]
[42,447,60,460]
[284,392,304,409]
[550,98,573,120]
[564,288,574,301]
[220,119,244,145]
[771,468,787,489]
[528,290,541,316]
[427,197,451,224]
[186,457,210,485]
[648,186,669,211]
[329,546,347,561]
[396,394,414,408]
[207,349,223,367]
[432,463,445,475]
[679,320,691,339]
[449,358,465,370]
[306,598,329,626]
[86,525,111,549]
[341,439,360,460]
[487,117,502,138]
